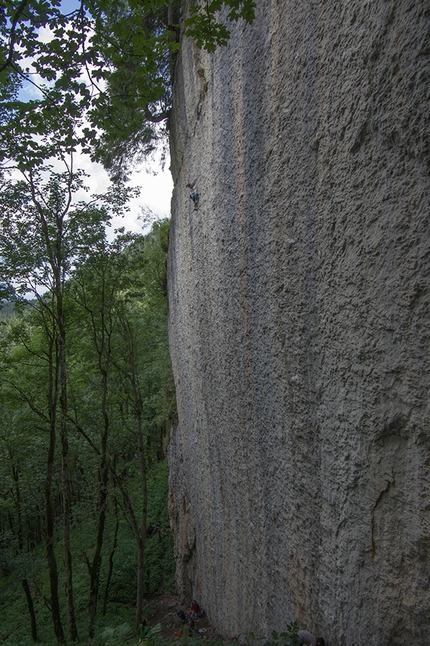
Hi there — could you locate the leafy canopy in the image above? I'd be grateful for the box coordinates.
[0,0,256,176]
[186,0,256,51]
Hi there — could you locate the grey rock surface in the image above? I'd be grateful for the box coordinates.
[298,632,317,646]
[167,1,430,644]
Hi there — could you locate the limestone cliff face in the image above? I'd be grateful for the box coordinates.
[166,2,430,644]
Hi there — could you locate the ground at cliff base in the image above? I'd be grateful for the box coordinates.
[144,594,218,642]
[143,596,316,645]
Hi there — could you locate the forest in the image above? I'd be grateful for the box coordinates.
[0,213,176,644]
[0,0,256,644]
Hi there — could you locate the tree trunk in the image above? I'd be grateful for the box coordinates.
[102,511,119,616]
[10,466,37,642]
[22,578,38,642]
[116,316,149,629]
[135,403,148,629]
[46,457,66,644]
[45,335,66,645]
[167,1,180,73]
[126,319,148,630]
[88,284,111,639]
[11,461,23,552]
[88,452,109,638]
[57,266,79,642]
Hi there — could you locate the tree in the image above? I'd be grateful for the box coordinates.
[69,229,154,630]
[0,218,175,643]
[0,156,136,643]
[68,222,174,630]
[0,0,256,175]
[0,302,67,643]
[119,221,175,622]
[69,234,139,638]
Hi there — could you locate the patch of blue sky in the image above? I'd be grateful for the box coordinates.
[60,0,81,15]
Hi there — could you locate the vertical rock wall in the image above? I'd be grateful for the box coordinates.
[167,2,430,644]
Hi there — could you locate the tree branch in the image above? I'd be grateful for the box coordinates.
[0,0,29,74]
[67,412,101,455]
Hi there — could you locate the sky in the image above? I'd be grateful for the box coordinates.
[16,0,174,235]
[71,148,174,235]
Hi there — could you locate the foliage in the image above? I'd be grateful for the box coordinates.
[0,0,259,641]
[185,1,256,52]
[264,624,301,646]
[0,0,257,176]
[0,163,135,295]
[139,622,162,646]
[100,622,134,646]
[145,461,175,593]
[0,212,176,644]
[237,624,300,646]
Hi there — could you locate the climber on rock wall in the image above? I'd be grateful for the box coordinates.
[186,178,199,210]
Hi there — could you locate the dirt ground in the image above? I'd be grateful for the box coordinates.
[144,595,221,643]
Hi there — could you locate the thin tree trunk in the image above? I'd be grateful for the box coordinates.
[11,461,23,551]
[57,265,78,642]
[46,470,65,644]
[114,315,149,630]
[88,451,109,638]
[22,578,38,642]
[45,334,66,645]
[124,318,148,630]
[88,277,111,639]
[34,189,69,644]
[113,466,147,631]
[11,428,42,641]
[70,268,113,639]
[135,403,147,629]
[102,509,119,616]
[167,1,180,72]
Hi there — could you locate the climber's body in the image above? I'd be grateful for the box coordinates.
[186,178,199,210]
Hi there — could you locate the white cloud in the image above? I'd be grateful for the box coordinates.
[62,148,173,236]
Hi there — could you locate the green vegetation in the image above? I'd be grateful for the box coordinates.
[0,1,258,643]
[1,0,256,178]
[0,210,176,644]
